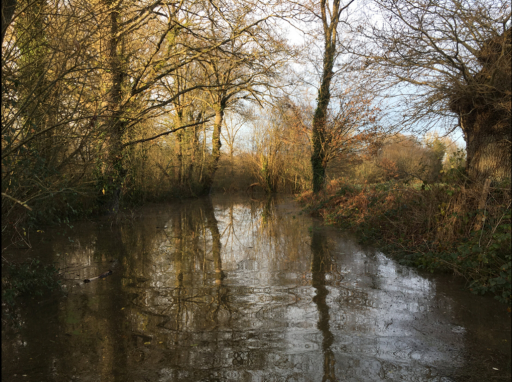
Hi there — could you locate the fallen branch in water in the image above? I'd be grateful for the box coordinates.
[84,270,112,283]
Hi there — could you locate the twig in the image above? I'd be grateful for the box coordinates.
[1,193,32,211]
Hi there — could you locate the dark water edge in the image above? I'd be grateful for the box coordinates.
[2,194,510,382]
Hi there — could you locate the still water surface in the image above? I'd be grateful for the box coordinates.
[2,195,510,381]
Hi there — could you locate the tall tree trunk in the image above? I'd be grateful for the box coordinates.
[176,129,183,187]
[103,0,126,214]
[311,0,350,193]
[311,42,336,193]
[187,117,201,191]
[202,108,224,193]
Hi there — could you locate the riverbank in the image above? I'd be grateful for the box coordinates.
[297,179,511,308]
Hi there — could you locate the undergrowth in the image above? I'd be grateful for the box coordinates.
[298,178,511,307]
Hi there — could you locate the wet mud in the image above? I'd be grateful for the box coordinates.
[2,195,510,381]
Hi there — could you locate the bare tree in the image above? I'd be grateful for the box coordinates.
[2,0,108,231]
[354,0,511,181]
[296,0,355,192]
[195,4,291,193]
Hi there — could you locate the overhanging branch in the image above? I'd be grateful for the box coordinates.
[120,114,215,149]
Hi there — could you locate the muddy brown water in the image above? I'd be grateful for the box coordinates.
[2,195,510,382]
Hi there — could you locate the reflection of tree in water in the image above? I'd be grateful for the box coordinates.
[220,201,253,253]
[310,224,337,382]
[255,196,284,257]
[112,197,340,379]
[153,198,235,332]
[6,197,502,381]
[261,195,274,225]
[53,223,131,381]
[202,198,235,328]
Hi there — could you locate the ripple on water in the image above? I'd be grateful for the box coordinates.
[2,196,509,382]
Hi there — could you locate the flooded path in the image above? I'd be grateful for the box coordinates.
[2,195,510,381]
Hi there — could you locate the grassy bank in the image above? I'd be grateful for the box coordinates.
[298,179,511,307]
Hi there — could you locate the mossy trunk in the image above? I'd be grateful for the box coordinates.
[311,42,336,193]
[101,0,126,214]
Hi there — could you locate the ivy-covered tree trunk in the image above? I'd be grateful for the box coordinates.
[311,33,336,193]
[311,0,352,193]
[101,0,126,214]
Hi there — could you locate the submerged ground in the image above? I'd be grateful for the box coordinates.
[2,195,510,381]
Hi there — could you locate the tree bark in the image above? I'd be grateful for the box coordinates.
[201,108,224,193]
[450,29,511,182]
[102,0,126,214]
[311,0,349,193]
[461,110,511,182]
[311,42,335,192]
[176,129,183,186]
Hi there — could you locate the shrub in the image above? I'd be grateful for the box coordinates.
[298,178,511,306]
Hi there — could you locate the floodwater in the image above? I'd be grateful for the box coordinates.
[2,195,510,382]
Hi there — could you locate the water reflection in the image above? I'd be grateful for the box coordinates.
[2,196,510,382]
[310,224,336,382]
